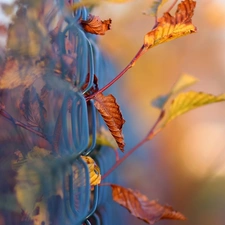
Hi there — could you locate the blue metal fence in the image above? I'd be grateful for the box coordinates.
[0,0,121,224]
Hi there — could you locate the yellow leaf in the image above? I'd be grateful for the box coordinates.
[144,0,196,49]
[152,73,198,109]
[171,73,198,94]
[15,147,61,215]
[81,156,101,186]
[164,91,225,125]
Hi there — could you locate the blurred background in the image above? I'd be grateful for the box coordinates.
[1,0,225,224]
[92,0,225,225]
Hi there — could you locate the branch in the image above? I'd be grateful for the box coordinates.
[0,107,47,140]
[86,45,147,101]
[101,110,165,180]
[167,0,178,13]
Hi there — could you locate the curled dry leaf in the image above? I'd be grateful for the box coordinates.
[111,184,186,224]
[81,14,112,35]
[81,156,101,186]
[94,93,125,152]
[144,0,196,49]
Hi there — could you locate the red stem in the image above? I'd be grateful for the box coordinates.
[146,110,165,139]
[101,137,148,181]
[86,45,147,101]
[102,110,165,180]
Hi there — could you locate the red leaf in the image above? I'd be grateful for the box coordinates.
[80,14,112,35]
[94,93,125,152]
[111,184,186,224]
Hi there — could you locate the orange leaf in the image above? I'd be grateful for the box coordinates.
[94,93,125,152]
[144,0,196,49]
[111,184,186,224]
[81,14,112,35]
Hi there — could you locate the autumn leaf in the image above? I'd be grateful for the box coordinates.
[162,91,225,126]
[111,184,186,224]
[20,86,47,129]
[152,73,198,109]
[94,93,125,152]
[15,147,56,215]
[81,156,101,186]
[7,6,49,58]
[144,0,196,49]
[81,14,112,35]
[0,59,44,89]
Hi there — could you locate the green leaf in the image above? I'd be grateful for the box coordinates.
[152,74,198,109]
[163,91,225,125]
[171,73,198,94]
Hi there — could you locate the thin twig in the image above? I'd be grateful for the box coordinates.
[86,45,147,101]
[167,0,178,13]
[0,108,47,140]
[101,110,165,180]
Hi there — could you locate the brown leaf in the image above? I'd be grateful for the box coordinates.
[0,59,44,89]
[94,93,125,152]
[144,0,196,49]
[20,87,47,129]
[111,184,186,224]
[80,14,112,35]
